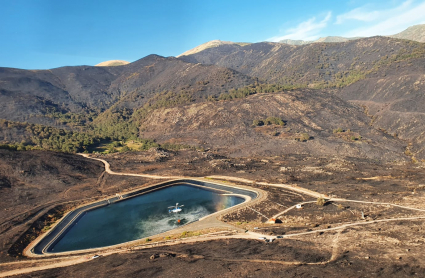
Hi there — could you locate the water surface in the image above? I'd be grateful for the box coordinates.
[51,184,244,252]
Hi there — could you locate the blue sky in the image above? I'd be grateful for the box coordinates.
[1,0,424,69]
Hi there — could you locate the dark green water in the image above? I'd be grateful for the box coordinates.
[51,185,244,252]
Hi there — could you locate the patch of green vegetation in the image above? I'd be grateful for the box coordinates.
[133,90,193,121]
[252,119,264,126]
[316,197,327,206]
[264,117,285,126]
[295,133,311,142]
[43,107,97,127]
[91,108,138,141]
[160,142,194,151]
[209,83,306,102]
[253,117,285,127]
[0,119,101,153]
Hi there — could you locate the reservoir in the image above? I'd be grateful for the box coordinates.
[46,184,245,253]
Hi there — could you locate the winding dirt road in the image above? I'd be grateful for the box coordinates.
[2,154,425,277]
[78,154,185,180]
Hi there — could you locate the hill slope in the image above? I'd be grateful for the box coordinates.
[1,36,425,159]
[279,36,360,45]
[140,90,405,161]
[179,37,425,86]
[389,24,425,43]
[177,40,251,57]
[0,55,256,124]
[179,37,425,158]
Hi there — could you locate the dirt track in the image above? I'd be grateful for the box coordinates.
[0,155,425,277]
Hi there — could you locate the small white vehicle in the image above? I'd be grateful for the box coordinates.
[258,237,266,240]
[168,203,184,213]
[92,255,100,259]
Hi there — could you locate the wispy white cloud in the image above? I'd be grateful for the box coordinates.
[266,0,425,43]
[340,0,425,37]
[267,12,332,42]
[335,6,381,24]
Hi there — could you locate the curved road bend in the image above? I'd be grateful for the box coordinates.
[78,154,185,180]
[79,154,425,214]
[2,155,424,276]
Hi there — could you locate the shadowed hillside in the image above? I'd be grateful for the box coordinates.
[139,90,405,161]
[1,36,425,159]
[0,55,256,124]
[179,37,425,159]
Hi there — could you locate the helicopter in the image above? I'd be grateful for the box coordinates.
[168,203,184,213]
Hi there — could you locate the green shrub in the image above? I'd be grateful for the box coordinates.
[299,133,311,142]
[120,146,131,152]
[333,128,344,133]
[252,119,264,126]
[253,117,285,127]
[265,117,285,126]
[317,197,327,206]
[271,130,279,136]
[0,144,18,151]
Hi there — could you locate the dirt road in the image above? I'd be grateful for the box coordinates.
[3,155,422,277]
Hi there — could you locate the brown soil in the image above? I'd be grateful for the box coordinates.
[1,149,425,277]
[10,226,425,277]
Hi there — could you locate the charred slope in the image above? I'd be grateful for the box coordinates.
[340,71,425,157]
[0,66,120,123]
[179,37,425,86]
[139,90,406,161]
[179,37,425,158]
[107,55,257,110]
[0,55,256,124]
[0,150,103,220]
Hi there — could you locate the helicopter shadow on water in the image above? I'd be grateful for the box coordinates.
[167,204,209,226]
[135,205,210,238]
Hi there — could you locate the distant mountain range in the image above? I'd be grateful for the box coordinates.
[1,24,425,160]
[177,40,251,57]
[178,24,425,56]
[95,24,425,66]
[279,36,361,45]
[389,24,425,42]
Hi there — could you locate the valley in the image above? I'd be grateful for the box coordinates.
[1,23,425,277]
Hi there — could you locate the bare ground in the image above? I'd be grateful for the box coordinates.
[1,149,425,277]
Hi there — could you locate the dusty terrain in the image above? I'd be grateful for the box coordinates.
[1,29,425,277]
[1,149,425,277]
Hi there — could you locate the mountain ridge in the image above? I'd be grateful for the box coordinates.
[178,24,424,56]
[1,33,425,159]
[389,24,425,43]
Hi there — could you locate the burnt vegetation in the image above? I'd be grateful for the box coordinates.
[2,35,425,276]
